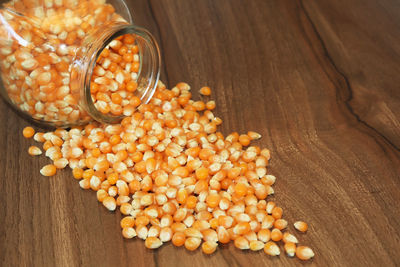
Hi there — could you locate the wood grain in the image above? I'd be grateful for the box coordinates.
[1,0,400,266]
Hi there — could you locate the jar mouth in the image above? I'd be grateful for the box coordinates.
[83,23,161,124]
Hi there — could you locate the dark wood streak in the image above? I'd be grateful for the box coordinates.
[299,0,400,153]
[302,0,400,150]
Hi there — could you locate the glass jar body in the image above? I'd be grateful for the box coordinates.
[0,0,160,127]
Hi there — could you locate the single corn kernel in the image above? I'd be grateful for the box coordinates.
[247,131,262,140]
[294,221,308,232]
[239,135,251,147]
[172,232,186,247]
[145,237,163,249]
[40,164,57,176]
[233,222,251,235]
[266,201,276,214]
[205,100,216,110]
[264,241,280,256]
[184,237,201,251]
[234,236,250,250]
[122,227,137,239]
[148,225,161,237]
[257,229,271,243]
[271,206,283,219]
[160,227,173,242]
[97,189,108,203]
[202,229,218,243]
[296,246,314,260]
[201,241,218,254]
[234,182,248,196]
[244,231,258,242]
[184,227,203,239]
[121,216,135,229]
[28,146,42,156]
[249,240,265,251]
[199,86,211,96]
[274,219,288,230]
[260,149,271,160]
[54,158,69,169]
[23,127,35,138]
[120,203,133,215]
[284,242,296,257]
[195,167,209,180]
[282,232,298,243]
[217,226,230,244]
[271,228,283,242]
[137,225,149,240]
[34,133,46,143]
[72,168,84,180]
[102,196,116,211]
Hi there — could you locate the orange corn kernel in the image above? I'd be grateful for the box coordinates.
[202,241,218,254]
[234,236,249,250]
[145,237,163,249]
[274,219,288,230]
[28,146,42,156]
[195,167,209,180]
[271,206,283,219]
[205,101,216,110]
[284,242,296,257]
[296,246,314,260]
[120,216,135,228]
[40,164,57,176]
[234,182,248,196]
[23,127,35,138]
[102,196,116,211]
[184,237,201,251]
[122,227,137,239]
[257,229,271,243]
[239,134,251,146]
[264,241,280,256]
[199,86,211,96]
[270,228,283,242]
[249,240,264,251]
[72,168,84,180]
[294,221,308,232]
[282,232,298,244]
[172,232,186,247]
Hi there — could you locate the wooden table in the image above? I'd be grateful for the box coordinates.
[1,0,400,266]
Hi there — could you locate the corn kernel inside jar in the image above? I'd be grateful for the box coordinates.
[90,33,141,117]
[0,0,143,126]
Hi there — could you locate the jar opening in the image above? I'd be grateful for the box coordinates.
[83,23,161,124]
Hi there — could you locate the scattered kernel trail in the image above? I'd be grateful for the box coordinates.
[23,82,314,260]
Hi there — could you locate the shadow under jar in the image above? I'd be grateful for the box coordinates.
[0,0,160,127]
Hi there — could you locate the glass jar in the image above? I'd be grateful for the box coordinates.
[0,0,160,127]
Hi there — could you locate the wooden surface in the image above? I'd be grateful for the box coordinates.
[1,0,400,266]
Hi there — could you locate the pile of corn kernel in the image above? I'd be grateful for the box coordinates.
[22,82,314,260]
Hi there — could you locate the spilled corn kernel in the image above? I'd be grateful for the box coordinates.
[39,164,57,176]
[199,86,212,96]
[23,82,313,261]
[294,221,308,233]
[264,241,280,256]
[296,246,315,260]
[28,146,42,156]
[23,127,35,138]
